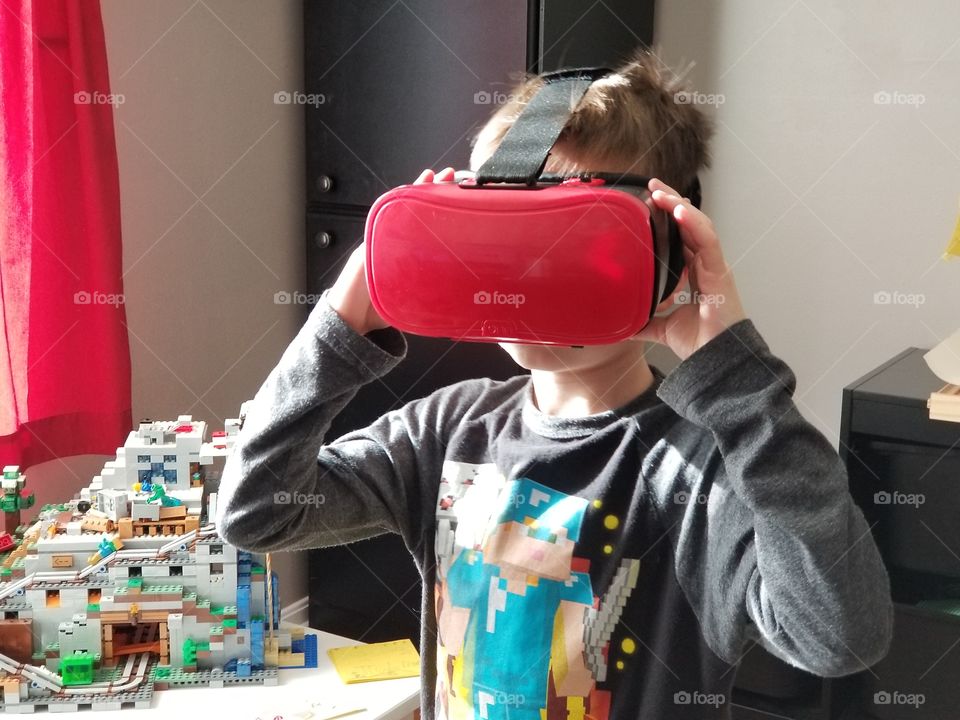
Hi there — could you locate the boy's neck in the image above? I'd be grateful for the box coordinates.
[529,353,655,418]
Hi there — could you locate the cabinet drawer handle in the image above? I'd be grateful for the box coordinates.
[316,175,335,193]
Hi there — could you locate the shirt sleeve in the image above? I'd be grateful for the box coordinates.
[215,289,487,557]
[654,319,894,677]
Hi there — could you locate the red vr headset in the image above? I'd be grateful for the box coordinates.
[364,67,697,346]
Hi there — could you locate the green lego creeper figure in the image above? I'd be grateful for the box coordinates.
[1,466,35,535]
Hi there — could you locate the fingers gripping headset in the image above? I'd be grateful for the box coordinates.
[363,67,699,346]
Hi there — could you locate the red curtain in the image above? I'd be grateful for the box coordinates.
[0,0,131,467]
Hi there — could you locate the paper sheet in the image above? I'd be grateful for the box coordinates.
[327,639,420,684]
[925,328,960,385]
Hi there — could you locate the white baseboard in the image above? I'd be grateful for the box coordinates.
[281,595,310,626]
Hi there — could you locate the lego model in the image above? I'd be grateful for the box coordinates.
[0,412,317,712]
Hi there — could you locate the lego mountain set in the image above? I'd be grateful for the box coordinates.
[0,413,315,712]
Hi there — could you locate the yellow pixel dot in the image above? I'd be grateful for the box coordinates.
[621,638,636,654]
[603,515,620,530]
[603,545,613,555]
[616,660,625,670]
[592,499,603,509]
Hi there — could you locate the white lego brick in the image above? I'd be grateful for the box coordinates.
[65,521,83,536]
[109,566,129,580]
[131,503,160,521]
[141,566,169,578]
[60,588,88,610]
[92,701,123,711]
[36,536,101,553]
[136,601,188,611]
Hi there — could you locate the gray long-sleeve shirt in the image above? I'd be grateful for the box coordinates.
[216,291,893,720]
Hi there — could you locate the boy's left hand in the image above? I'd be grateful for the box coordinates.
[632,178,746,360]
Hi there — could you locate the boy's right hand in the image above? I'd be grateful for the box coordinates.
[326,167,455,335]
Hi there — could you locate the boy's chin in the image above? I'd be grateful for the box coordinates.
[497,341,636,372]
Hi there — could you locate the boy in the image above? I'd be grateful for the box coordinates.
[217,52,892,720]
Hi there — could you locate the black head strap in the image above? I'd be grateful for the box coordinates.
[475,67,611,185]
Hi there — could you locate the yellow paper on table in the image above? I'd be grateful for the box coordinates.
[327,639,420,684]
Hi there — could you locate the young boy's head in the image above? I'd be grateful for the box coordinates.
[469,50,713,373]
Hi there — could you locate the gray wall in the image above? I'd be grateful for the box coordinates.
[654,0,959,443]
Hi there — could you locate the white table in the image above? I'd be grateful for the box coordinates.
[22,627,421,720]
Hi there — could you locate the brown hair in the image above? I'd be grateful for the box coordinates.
[470,49,713,192]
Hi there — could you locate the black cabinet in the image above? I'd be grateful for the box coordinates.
[534,0,655,71]
[304,0,527,208]
[305,210,365,292]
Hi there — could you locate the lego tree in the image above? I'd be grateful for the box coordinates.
[1,466,35,535]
